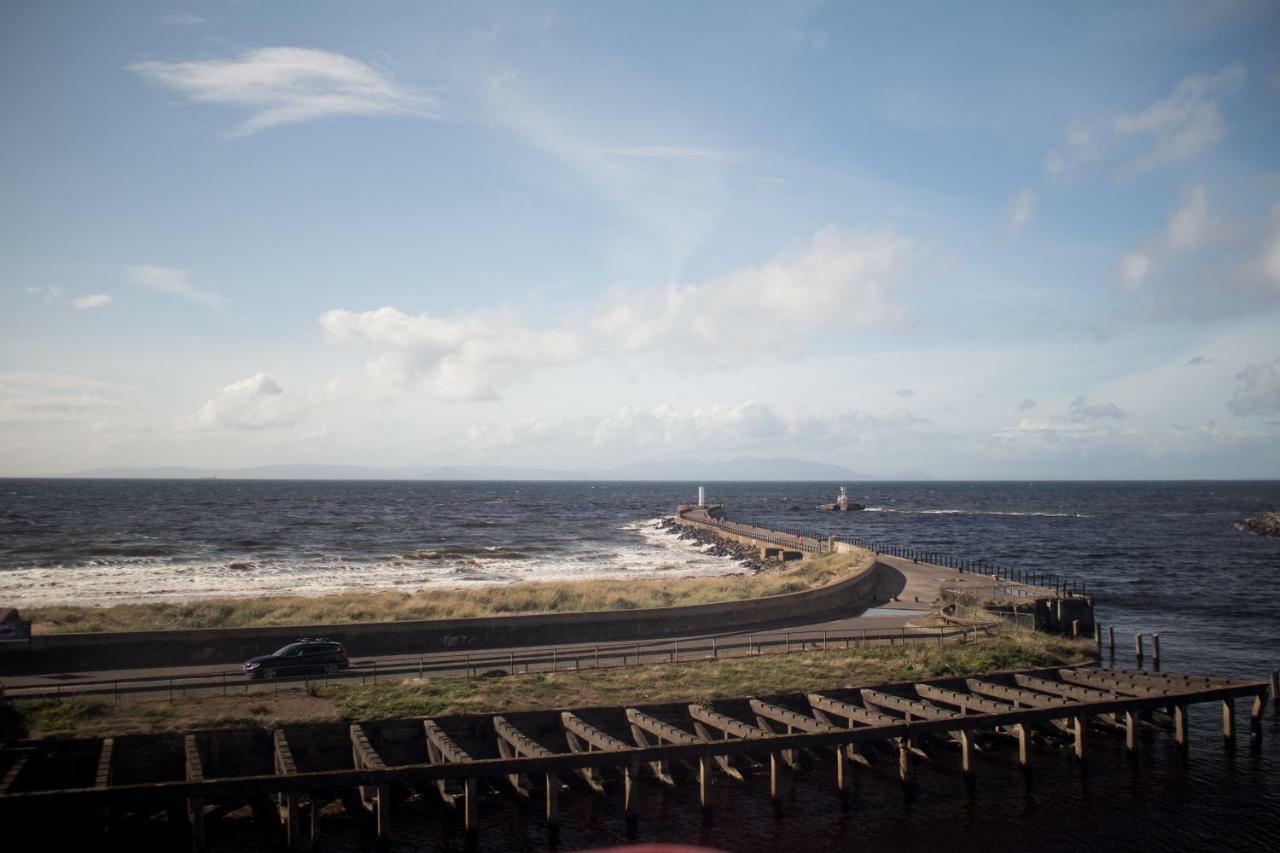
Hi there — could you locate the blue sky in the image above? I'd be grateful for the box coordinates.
[2,1,1278,478]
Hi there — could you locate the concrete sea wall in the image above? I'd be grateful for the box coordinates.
[0,551,877,675]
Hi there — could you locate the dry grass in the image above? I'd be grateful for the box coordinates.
[26,549,872,635]
[5,632,1092,739]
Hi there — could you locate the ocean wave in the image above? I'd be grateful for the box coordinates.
[863,507,1088,518]
[0,518,749,608]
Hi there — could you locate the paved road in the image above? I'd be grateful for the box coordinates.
[0,554,1024,699]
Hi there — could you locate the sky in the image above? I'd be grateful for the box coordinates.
[1,1,1279,479]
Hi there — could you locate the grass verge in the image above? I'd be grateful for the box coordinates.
[4,632,1091,739]
[25,549,872,635]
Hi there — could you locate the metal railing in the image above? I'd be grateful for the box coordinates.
[0,623,997,705]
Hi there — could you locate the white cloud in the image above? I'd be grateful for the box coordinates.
[1114,65,1244,174]
[25,285,63,303]
[320,307,581,401]
[592,226,916,356]
[1017,398,1037,412]
[1006,189,1036,235]
[160,10,204,27]
[1046,121,1104,176]
[0,373,130,424]
[467,401,924,453]
[130,47,438,137]
[1047,66,1244,178]
[1116,186,1218,289]
[1069,396,1126,421]
[177,372,304,431]
[603,146,736,161]
[127,265,227,307]
[71,294,112,310]
[1228,359,1280,416]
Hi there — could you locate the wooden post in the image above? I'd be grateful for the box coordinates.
[1125,710,1138,757]
[1074,716,1088,762]
[545,772,559,830]
[1250,694,1264,752]
[1135,633,1144,665]
[1108,626,1115,660]
[1016,723,1029,770]
[1271,670,1279,713]
[770,753,783,815]
[836,747,850,811]
[1174,704,1188,755]
[1222,699,1235,746]
[698,756,710,814]
[624,760,638,822]
[898,737,915,793]
[1152,634,1161,667]
[959,730,974,791]
[464,777,477,840]
[375,784,391,843]
[1072,619,1080,639]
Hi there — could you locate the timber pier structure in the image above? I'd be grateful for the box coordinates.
[0,666,1273,850]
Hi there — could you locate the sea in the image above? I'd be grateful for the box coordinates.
[2,478,1279,851]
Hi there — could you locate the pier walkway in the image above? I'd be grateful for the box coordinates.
[0,666,1271,850]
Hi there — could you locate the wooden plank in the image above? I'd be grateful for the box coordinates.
[184,735,204,783]
[0,755,28,795]
[860,689,965,722]
[1056,669,1157,696]
[423,720,472,765]
[965,679,1073,709]
[808,693,899,727]
[95,738,114,789]
[623,710,676,787]
[560,712,630,753]
[349,725,386,770]
[915,684,1016,715]
[493,716,556,759]
[1013,674,1121,703]
[751,698,847,734]
[272,730,298,775]
[688,704,767,740]
[625,709,702,746]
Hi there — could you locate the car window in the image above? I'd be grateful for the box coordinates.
[273,643,302,657]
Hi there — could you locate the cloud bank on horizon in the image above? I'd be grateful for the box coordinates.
[1,1,1278,479]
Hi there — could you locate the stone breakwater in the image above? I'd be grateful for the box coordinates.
[1238,511,1280,537]
[657,516,772,571]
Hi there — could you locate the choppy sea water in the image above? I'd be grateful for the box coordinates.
[2,479,1280,851]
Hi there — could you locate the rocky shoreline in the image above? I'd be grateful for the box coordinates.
[1238,511,1280,538]
[656,516,773,572]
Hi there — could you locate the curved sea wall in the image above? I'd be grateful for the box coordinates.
[0,549,877,675]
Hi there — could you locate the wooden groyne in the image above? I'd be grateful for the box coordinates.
[0,666,1271,850]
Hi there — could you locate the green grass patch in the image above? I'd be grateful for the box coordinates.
[320,632,1091,721]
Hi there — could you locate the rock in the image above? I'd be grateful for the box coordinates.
[1239,511,1280,537]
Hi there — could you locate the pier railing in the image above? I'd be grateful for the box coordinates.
[715,513,1088,599]
[0,623,996,705]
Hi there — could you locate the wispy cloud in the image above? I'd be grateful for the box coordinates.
[127,265,227,307]
[1114,65,1244,175]
[0,373,132,425]
[130,47,439,137]
[1047,65,1244,178]
[1006,188,1036,236]
[603,146,737,162]
[1228,359,1280,416]
[160,10,204,27]
[71,294,112,310]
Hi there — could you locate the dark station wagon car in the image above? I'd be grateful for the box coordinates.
[243,637,349,679]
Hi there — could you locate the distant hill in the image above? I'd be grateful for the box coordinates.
[67,457,930,482]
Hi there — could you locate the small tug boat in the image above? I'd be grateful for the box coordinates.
[819,485,864,512]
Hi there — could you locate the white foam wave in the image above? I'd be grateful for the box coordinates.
[863,507,1087,518]
[0,518,748,607]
